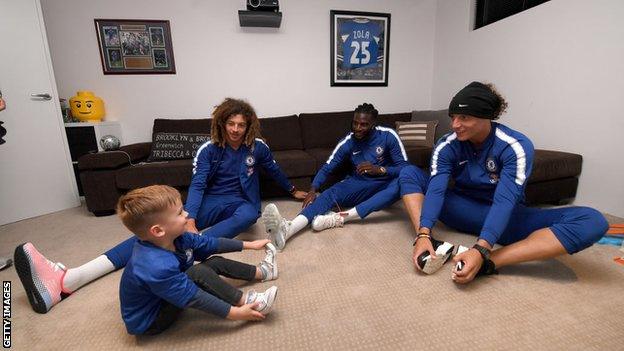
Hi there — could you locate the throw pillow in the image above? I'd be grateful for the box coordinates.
[411,109,451,142]
[148,132,211,161]
[395,120,438,148]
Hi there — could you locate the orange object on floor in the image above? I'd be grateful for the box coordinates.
[614,257,624,266]
[607,223,624,236]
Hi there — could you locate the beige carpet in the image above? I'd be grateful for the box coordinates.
[0,199,622,350]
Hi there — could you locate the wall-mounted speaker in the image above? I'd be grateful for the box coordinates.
[238,10,282,28]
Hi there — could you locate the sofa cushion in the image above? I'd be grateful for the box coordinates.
[153,118,212,134]
[148,132,211,161]
[305,148,333,168]
[529,149,582,183]
[404,146,433,168]
[269,150,317,178]
[260,115,303,151]
[412,109,452,143]
[377,112,411,129]
[305,147,352,181]
[116,159,193,190]
[396,121,438,148]
[299,111,353,149]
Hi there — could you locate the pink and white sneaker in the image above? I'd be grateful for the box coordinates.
[14,243,71,313]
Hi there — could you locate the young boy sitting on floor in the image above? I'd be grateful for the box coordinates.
[117,185,279,335]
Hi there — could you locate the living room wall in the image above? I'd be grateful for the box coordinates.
[40,0,436,144]
[431,0,624,216]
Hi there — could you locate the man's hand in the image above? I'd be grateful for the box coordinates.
[185,219,199,234]
[292,190,308,200]
[302,188,317,208]
[243,239,271,250]
[227,303,265,321]
[356,162,384,176]
[412,237,436,271]
[451,248,483,284]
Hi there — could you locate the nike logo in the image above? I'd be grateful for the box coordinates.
[352,151,361,155]
[459,160,468,165]
[458,104,468,107]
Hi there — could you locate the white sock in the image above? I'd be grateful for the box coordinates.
[340,208,361,223]
[286,215,309,240]
[62,255,115,292]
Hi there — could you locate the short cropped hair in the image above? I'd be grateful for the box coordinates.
[116,185,181,237]
[354,103,378,119]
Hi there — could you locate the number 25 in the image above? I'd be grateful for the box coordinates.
[350,41,370,64]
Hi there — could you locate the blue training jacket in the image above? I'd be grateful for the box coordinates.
[119,233,243,335]
[311,126,409,189]
[185,139,293,219]
[420,122,535,246]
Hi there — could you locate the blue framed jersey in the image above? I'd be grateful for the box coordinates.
[339,19,381,70]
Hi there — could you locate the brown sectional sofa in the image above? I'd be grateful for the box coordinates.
[78,110,582,216]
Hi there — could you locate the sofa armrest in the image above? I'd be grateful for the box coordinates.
[78,142,152,170]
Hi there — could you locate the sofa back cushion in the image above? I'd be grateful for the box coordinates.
[260,115,303,151]
[377,112,411,129]
[299,111,353,149]
[152,118,212,134]
[412,109,452,143]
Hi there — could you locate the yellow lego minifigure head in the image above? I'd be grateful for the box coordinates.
[69,91,105,122]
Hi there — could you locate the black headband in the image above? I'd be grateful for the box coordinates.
[448,81,501,120]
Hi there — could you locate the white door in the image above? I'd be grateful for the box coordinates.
[0,0,79,225]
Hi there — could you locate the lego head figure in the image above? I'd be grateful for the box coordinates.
[69,91,105,122]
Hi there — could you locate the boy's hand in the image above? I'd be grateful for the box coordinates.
[227,303,265,321]
[243,239,271,250]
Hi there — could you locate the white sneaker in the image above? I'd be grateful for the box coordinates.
[262,204,289,250]
[416,238,455,275]
[259,243,277,281]
[311,212,344,231]
[245,286,278,315]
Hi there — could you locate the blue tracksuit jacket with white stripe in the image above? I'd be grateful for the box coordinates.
[185,139,293,219]
[311,126,410,189]
[421,122,535,245]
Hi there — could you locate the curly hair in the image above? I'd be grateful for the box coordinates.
[211,98,262,147]
[484,83,509,120]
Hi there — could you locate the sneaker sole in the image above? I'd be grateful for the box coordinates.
[0,259,12,271]
[262,205,285,250]
[259,286,278,315]
[13,243,51,314]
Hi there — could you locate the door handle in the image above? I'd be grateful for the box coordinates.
[31,93,52,100]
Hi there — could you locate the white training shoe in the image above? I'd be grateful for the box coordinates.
[311,211,344,232]
[259,243,278,281]
[245,286,278,315]
[262,204,289,250]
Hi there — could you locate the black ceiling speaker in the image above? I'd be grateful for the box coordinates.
[247,0,279,12]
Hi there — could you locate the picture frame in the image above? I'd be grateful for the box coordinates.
[94,19,176,75]
[330,10,391,86]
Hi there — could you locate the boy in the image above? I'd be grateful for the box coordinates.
[115,185,278,334]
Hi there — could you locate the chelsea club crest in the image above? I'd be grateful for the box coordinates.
[486,157,498,172]
[245,155,255,167]
[375,146,384,155]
